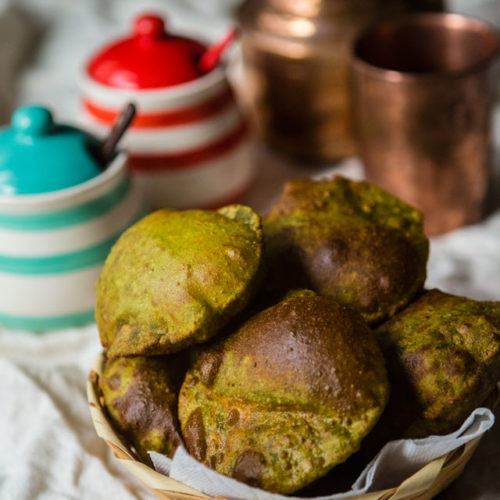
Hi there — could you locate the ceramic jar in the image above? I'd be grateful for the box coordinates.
[0,106,141,330]
[81,14,253,210]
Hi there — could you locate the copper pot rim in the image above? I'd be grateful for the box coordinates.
[352,12,500,83]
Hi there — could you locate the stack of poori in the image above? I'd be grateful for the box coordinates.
[95,177,500,495]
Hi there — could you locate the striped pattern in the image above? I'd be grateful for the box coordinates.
[128,123,247,171]
[87,353,493,500]
[0,236,118,274]
[80,67,228,112]
[0,154,142,330]
[0,176,130,230]
[83,87,234,128]
[132,142,254,209]
[0,309,95,331]
[0,266,102,316]
[0,185,140,257]
[81,69,253,210]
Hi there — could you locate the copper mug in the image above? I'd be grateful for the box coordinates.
[353,13,500,235]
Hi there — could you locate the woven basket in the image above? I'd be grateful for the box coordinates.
[87,352,492,500]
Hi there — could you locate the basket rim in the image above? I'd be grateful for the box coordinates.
[87,351,494,500]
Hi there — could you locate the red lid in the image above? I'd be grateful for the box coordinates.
[86,14,207,89]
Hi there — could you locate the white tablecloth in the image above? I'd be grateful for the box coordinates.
[0,1,499,499]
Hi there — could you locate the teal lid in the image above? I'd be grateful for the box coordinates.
[0,105,102,195]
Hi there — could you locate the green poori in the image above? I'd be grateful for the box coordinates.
[178,294,389,494]
[376,289,500,438]
[100,355,186,463]
[96,205,263,357]
[264,176,429,324]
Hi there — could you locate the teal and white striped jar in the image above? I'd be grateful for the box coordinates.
[0,104,142,331]
[0,152,142,330]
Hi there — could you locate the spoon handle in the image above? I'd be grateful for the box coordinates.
[199,28,237,73]
[100,103,136,165]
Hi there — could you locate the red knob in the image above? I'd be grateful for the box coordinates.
[133,14,165,38]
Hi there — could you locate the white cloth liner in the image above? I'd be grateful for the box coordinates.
[149,408,495,500]
[0,327,156,500]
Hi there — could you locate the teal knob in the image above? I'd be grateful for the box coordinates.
[0,104,103,195]
[12,105,54,136]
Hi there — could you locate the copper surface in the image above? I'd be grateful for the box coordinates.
[353,13,500,235]
[238,0,444,165]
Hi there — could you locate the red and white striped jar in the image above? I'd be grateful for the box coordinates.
[81,14,253,210]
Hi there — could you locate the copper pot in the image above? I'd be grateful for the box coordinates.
[237,0,444,164]
[353,13,500,235]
